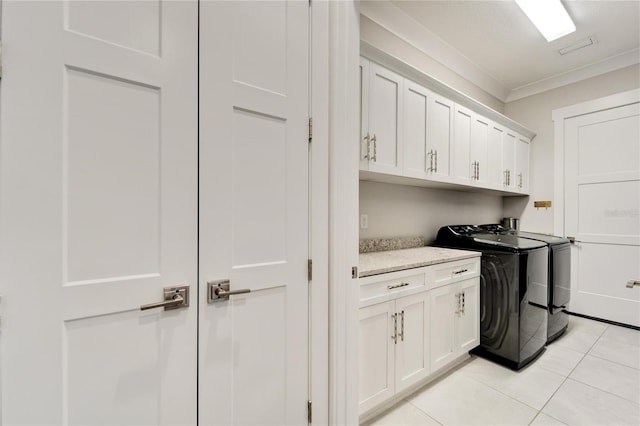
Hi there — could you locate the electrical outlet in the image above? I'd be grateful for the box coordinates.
[360,214,368,229]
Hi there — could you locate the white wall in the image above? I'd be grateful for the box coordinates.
[359,181,504,243]
[503,64,640,233]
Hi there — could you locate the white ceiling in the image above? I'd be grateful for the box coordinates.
[361,0,640,102]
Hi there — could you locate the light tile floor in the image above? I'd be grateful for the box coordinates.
[364,316,640,426]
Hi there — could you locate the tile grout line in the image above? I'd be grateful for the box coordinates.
[534,323,610,423]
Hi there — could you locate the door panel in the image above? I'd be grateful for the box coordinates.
[515,136,530,192]
[358,301,396,415]
[0,1,198,424]
[457,279,480,353]
[404,81,429,179]
[199,1,309,425]
[502,131,516,189]
[430,285,456,372]
[427,95,453,178]
[369,63,403,174]
[487,124,504,187]
[471,116,489,186]
[565,103,640,326]
[452,106,472,181]
[395,292,430,392]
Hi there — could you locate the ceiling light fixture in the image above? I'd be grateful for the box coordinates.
[514,0,576,42]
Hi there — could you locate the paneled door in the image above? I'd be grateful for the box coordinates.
[198,1,310,425]
[565,102,640,326]
[0,1,198,424]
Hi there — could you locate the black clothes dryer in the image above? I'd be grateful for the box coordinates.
[479,224,571,343]
[436,225,549,370]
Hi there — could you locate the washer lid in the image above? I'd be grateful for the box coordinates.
[516,231,570,246]
[471,233,547,250]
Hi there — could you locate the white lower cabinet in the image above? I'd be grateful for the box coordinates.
[358,257,480,417]
[358,292,430,415]
[430,278,480,373]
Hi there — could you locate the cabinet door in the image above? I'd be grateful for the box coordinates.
[457,278,480,354]
[359,57,370,171]
[395,292,430,392]
[502,131,517,189]
[452,105,472,182]
[471,115,489,186]
[358,301,396,415]
[487,123,504,188]
[427,94,453,178]
[403,81,430,179]
[430,285,457,372]
[368,63,403,175]
[516,135,530,193]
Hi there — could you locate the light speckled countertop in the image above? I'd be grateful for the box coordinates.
[359,246,481,278]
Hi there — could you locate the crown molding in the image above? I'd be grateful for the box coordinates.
[506,49,640,102]
[360,0,510,102]
[360,1,640,104]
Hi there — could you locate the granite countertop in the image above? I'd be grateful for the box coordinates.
[359,246,481,278]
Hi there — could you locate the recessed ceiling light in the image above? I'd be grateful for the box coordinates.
[515,0,576,42]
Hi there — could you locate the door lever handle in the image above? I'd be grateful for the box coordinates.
[140,285,189,311]
[567,236,582,244]
[626,280,640,288]
[208,279,251,303]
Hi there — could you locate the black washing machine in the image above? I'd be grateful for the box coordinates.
[436,225,549,370]
[479,224,571,343]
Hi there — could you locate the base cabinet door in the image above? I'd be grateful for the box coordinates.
[430,278,480,373]
[457,278,480,353]
[359,301,396,415]
[395,292,430,393]
[430,285,458,372]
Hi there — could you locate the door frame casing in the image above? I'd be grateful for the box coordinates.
[310,0,329,424]
[552,88,640,237]
[327,1,360,425]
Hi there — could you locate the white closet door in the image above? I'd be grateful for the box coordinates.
[0,1,198,424]
[565,102,640,326]
[198,1,310,425]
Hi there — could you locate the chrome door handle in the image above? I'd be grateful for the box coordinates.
[477,162,480,180]
[567,236,582,244]
[427,150,434,172]
[391,313,398,344]
[208,280,251,303]
[140,285,189,311]
[435,150,438,172]
[626,280,640,288]
[371,134,377,161]
[363,132,371,160]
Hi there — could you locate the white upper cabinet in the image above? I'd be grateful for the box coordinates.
[487,123,505,188]
[403,80,430,179]
[361,58,404,175]
[502,130,517,190]
[427,94,454,179]
[359,56,533,194]
[360,58,371,171]
[515,134,530,193]
[403,81,452,180]
[470,115,489,186]
[452,105,472,182]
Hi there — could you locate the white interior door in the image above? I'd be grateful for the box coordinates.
[198,1,310,425]
[0,1,198,424]
[565,102,640,326]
